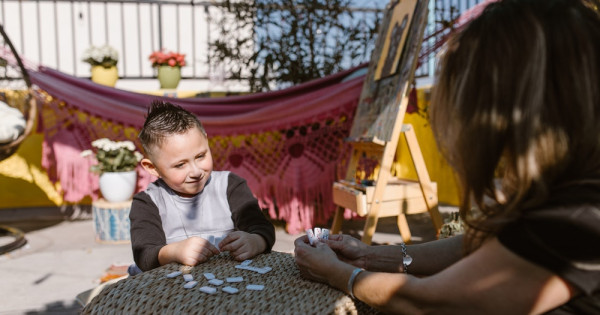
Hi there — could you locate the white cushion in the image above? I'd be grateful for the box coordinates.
[0,100,26,144]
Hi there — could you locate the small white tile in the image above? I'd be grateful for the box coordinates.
[199,286,217,294]
[314,227,322,240]
[208,279,224,286]
[222,286,239,294]
[166,271,182,278]
[226,277,243,283]
[183,281,198,289]
[204,273,215,280]
[246,284,264,291]
[305,229,316,245]
[321,228,330,240]
[258,267,272,274]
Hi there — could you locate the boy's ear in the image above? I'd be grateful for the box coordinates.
[140,158,160,178]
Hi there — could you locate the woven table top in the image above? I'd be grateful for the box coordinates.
[82,251,379,314]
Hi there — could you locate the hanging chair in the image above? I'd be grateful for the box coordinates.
[0,24,32,254]
[0,23,36,162]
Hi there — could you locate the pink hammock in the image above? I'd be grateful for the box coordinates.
[30,65,366,234]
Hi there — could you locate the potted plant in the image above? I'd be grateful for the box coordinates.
[82,44,119,87]
[148,49,186,89]
[81,138,143,202]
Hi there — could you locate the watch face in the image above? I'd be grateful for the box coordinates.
[403,255,413,266]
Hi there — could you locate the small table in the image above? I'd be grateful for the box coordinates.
[82,251,378,314]
[91,199,132,244]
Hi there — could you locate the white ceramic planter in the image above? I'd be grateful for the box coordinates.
[99,170,137,202]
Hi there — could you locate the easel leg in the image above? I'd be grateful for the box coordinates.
[397,214,412,243]
[362,213,380,245]
[404,125,444,235]
[427,204,443,235]
[330,206,345,235]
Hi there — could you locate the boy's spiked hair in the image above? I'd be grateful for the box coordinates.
[138,100,206,158]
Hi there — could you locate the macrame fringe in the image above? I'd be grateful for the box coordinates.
[33,66,364,233]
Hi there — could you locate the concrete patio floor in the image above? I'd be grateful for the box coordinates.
[0,205,456,314]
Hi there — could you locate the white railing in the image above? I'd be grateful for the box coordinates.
[0,0,482,91]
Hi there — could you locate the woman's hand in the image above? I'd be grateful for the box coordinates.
[294,235,344,284]
[324,234,371,269]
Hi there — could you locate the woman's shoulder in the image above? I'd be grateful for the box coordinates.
[497,203,600,297]
[500,202,600,248]
[523,202,600,226]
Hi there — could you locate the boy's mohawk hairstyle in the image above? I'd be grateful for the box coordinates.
[143,100,204,134]
[146,100,174,121]
[145,100,188,128]
[139,100,206,157]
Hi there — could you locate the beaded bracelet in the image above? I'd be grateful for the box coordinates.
[347,268,364,299]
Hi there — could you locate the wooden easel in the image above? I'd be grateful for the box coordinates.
[330,0,442,244]
[330,99,444,244]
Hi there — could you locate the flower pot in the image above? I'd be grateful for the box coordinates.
[157,65,181,89]
[99,170,137,202]
[91,65,119,87]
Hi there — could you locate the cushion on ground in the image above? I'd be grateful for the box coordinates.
[0,100,26,144]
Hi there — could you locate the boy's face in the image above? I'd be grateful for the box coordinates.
[141,126,213,197]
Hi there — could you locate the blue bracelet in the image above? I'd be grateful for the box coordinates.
[347,268,364,299]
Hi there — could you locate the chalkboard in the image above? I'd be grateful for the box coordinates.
[349,0,428,142]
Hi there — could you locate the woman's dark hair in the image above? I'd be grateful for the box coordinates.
[430,0,600,252]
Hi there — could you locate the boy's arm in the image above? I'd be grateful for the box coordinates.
[130,192,167,271]
[227,173,275,252]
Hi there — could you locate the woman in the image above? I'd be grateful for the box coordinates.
[294,0,600,313]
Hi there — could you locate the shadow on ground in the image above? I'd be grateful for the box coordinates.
[24,301,82,314]
[0,205,93,233]
[0,205,94,255]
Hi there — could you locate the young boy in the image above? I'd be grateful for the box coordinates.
[130,100,275,271]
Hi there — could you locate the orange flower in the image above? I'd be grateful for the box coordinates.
[149,49,186,67]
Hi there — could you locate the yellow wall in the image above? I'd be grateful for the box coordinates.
[393,88,460,205]
[0,130,63,208]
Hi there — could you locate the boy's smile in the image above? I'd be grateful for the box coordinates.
[141,126,213,197]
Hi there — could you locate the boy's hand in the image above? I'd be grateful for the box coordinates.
[219,231,267,261]
[159,236,220,267]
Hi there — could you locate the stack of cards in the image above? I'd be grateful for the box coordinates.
[305,227,329,245]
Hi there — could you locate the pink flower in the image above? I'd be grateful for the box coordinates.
[148,49,186,67]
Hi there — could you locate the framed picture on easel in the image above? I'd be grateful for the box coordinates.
[374,0,419,81]
[349,0,423,143]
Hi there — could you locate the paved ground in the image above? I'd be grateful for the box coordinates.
[0,205,455,314]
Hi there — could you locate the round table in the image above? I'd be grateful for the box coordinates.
[83,251,379,314]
